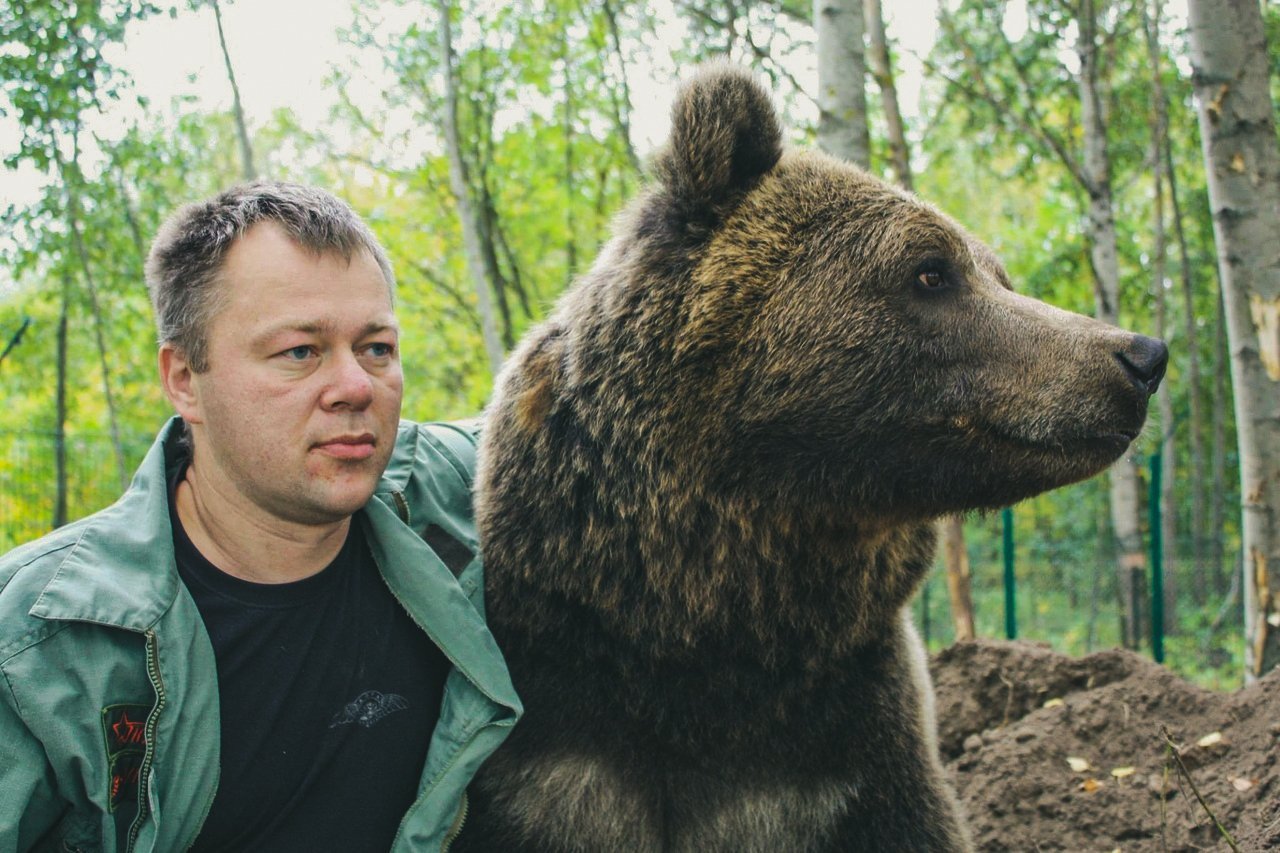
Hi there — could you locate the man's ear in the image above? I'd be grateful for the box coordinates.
[159,343,203,424]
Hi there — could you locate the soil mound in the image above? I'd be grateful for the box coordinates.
[931,640,1280,852]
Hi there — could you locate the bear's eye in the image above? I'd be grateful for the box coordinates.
[917,270,947,289]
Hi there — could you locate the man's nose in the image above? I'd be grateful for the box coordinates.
[321,351,375,410]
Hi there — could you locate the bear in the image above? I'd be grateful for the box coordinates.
[458,65,1167,852]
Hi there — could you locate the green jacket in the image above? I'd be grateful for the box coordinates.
[0,418,521,852]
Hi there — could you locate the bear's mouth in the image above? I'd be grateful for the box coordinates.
[966,417,1138,460]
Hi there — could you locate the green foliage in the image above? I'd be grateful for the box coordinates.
[0,0,1264,678]
[0,0,159,168]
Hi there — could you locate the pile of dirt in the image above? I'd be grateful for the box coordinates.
[930,640,1280,852]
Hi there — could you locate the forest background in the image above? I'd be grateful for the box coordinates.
[1,0,1277,690]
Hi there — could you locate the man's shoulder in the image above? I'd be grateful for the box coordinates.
[376,420,483,567]
[384,419,481,493]
[0,517,97,657]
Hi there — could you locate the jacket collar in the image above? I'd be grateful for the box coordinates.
[29,418,186,631]
[364,498,521,715]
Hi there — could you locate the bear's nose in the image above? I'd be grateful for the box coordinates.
[1114,335,1168,396]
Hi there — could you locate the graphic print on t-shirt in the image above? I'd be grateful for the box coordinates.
[329,690,410,729]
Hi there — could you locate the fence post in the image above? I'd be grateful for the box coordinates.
[1149,450,1165,664]
[1003,506,1017,640]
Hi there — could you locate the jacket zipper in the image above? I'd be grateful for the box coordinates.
[390,727,491,851]
[391,490,411,526]
[440,790,469,852]
[125,630,166,853]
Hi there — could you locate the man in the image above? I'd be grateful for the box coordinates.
[0,181,520,852]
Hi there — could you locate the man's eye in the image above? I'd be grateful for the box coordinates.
[283,345,314,360]
[366,343,395,358]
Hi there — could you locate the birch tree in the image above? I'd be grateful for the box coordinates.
[864,0,911,189]
[1186,0,1280,678]
[935,0,1152,649]
[1144,0,1176,628]
[437,0,504,376]
[815,0,870,167]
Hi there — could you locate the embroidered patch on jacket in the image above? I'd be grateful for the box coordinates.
[102,704,150,813]
[329,690,409,729]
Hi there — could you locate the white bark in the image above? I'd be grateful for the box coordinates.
[438,0,504,377]
[1187,0,1280,678]
[1078,0,1148,649]
[814,0,870,168]
[863,0,911,189]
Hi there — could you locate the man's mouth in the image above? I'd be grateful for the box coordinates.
[313,433,377,460]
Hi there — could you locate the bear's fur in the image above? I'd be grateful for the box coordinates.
[460,65,1165,852]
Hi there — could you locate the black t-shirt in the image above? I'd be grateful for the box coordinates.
[169,465,450,852]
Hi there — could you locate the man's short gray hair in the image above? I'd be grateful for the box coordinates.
[145,180,395,372]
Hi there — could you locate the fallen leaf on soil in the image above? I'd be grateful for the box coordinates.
[1232,777,1255,791]
[1197,731,1224,748]
[1079,778,1103,793]
[1043,698,1064,708]
[1110,766,1136,778]
[1067,756,1092,772]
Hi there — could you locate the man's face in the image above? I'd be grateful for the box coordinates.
[168,221,403,526]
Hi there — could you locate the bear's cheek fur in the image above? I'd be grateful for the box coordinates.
[892,284,1150,507]
[708,261,1148,515]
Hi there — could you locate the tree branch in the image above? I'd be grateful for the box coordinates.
[0,316,31,367]
[934,5,1091,190]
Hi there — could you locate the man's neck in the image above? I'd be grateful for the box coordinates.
[174,465,350,584]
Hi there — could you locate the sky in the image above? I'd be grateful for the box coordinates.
[0,0,947,214]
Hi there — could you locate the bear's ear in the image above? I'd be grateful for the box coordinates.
[654,63,783,212]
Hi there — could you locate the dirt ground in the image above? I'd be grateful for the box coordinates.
[930,639,1280,852]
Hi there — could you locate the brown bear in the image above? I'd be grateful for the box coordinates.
[459,65,1166,852]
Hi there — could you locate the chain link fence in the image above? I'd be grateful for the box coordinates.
[0,431,153,552]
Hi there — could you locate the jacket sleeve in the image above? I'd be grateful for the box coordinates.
[0,671,62,851]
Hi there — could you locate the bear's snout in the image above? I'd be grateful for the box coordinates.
[1113,334,1169,396]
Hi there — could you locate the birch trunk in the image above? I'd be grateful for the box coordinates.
[1144,1,1177,630]
[1211,285,1229,595]
[561,24,578,285]
[600,0,642,175]
[1148,1,1209,605]
[814,0,870,168]
[58,154,128,492]
[211,0,256,180]
[863,0,911,189]
[1165,137,1208,605]
[438,0,504,376]
[1186,0,1280,679]
[1079,0,1147,650]
[54,270,69,530]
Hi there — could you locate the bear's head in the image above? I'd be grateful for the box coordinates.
[494,64,1165,530]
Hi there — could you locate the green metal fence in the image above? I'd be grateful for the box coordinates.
[916,460,1245,690]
